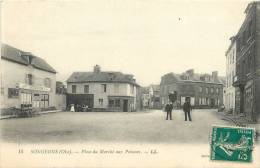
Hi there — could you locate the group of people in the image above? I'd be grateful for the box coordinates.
[70,104,90,112]
[164,97,192,121]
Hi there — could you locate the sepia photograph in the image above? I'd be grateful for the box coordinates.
[0,0,260,167]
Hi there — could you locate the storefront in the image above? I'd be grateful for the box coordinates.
[108,96,135,112]
[17,83,51,108]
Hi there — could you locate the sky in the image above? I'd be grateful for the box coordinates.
[1,0,250,86]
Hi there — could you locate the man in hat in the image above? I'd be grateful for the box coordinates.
[183,97,192,121]
[165,100,173,120]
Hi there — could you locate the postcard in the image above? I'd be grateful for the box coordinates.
[0,0,259,167]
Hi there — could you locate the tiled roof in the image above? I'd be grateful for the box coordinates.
[162,71,225,85]
[67,71,139,86]
[1,44,56,73]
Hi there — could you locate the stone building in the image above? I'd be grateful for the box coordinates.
[66,65,140,112]
[140,84,161,109]
[140,87,150,109]
[0,44,57,110]
[225,36,237,114]
[233,1,260,122]
[148,84,161,109]
[160,69,225,109]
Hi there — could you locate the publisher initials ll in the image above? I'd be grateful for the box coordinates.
[18,149,23,154]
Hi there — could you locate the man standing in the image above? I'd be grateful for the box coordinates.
[165,101,173,120]
[183,97,192,121]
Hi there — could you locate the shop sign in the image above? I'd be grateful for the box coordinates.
[17,83,51,92]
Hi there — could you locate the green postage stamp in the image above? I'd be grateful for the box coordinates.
[210,125,255,162]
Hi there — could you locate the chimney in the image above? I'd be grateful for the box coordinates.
[93,65,101,73]
[186,69,194,77]
[212,71,218,81]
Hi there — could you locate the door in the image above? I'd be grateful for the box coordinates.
[211,98,215,107]
[123,100,128,112]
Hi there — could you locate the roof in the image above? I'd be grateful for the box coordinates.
[150,84,160,91]
[1,44,56,74]
[140,87,149,94]
[218,76,226,86]
[67,71,139,86]
[161,71,225,85]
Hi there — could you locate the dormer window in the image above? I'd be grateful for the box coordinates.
[108,73,115,81]
[20,52,34,64]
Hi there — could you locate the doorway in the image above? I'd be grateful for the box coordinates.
[123,100,128,112]
[210,98,215,107]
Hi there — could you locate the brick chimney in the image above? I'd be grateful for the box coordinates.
[212,71,218,81]
[94,65,101,73]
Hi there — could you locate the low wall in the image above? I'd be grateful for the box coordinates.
[55,94,66,110]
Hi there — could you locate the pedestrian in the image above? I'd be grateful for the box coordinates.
[70,104,75,112]
[183,98,192,121]
[165,101,173,120]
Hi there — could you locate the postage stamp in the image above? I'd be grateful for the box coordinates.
[210,125,255,162]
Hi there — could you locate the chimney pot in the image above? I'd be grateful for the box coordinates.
[94,65,101,73]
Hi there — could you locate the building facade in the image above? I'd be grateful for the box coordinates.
[160,69,225,109]
[148,85,161,109]
[1,44,57,110]
[233,1,260,122]
[225,36,237,114]
[66,65,140,112]
[140,85,161,109]
[140,87,150,108]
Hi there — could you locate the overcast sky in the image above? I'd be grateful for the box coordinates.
[2,0,250,86]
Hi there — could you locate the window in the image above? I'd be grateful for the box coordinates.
[109,99,114,107]
[130,85,134,94]
[247,56,252,74]
[249,20,253,38]
[101,84,107,92]
[20,92,32,104]
[216,88,219,94]
[211,87,214,94]
[26,74,33,85]
[41,94,49,108]
[44,78,51,88]
[198,98,201,105]
[202,98,206,105]
[115,99,120,107]
[99,99,103,106]
[206,87,209,94]
[72,85,77,93]
[199,87,202,93]
[84,85,89,93]
[1,87,4,95]
[8,88,19,98]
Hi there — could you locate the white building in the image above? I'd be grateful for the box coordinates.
[225,36,236,113]
[66,65,140,112]
[1,44,57,110]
